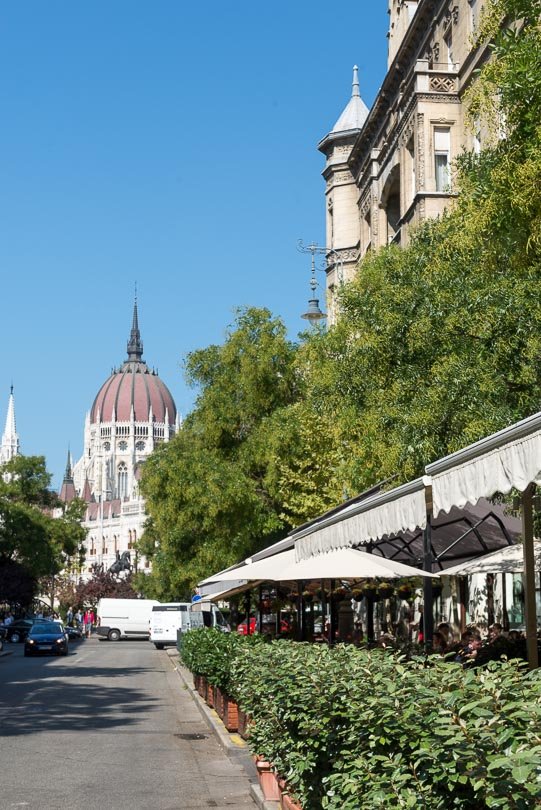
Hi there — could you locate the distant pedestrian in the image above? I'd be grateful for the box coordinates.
[75,609,83,629]
[66,606,74,627]
[83,609,95,638]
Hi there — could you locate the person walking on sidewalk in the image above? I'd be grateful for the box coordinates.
[83,608,95,638]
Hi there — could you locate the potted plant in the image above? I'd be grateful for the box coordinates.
[396,581,414,601]
[360,581,379,601]
[377,581,395,599]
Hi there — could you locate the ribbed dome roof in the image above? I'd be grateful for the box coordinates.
[90,303,177,426]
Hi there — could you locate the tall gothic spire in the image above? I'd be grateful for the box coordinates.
[59,444,76,503]
[0,386,20,464]
[63,446,73,481]
[126,295,144,362]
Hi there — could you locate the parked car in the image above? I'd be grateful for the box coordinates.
[237,616,290,635]
[64,625,83,641]
[236,617,258,635]
[4,618,46,644]
[24,622,69,656]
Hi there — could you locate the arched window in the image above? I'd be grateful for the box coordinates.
[118,462,128,500]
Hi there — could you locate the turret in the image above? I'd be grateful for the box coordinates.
[318,67,369,323]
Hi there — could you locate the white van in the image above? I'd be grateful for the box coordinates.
[96,598,159,641]
[150,602,191,649]
[189,600,230,632]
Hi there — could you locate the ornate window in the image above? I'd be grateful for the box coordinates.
[103,441,111,452]
[135,440,145,452]
[434,127,451,191]
[118,462,128,500]
[118,440,128,451]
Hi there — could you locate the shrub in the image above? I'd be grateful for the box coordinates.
[231,641,541,810]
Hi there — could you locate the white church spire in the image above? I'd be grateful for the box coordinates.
[0,386,20,464]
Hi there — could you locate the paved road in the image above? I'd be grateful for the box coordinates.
[0,636,256,810]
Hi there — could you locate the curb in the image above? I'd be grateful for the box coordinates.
[166,648,279,810]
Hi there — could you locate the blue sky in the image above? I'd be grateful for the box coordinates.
[0,2,389,487]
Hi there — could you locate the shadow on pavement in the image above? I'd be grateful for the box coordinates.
[0,654,160,737]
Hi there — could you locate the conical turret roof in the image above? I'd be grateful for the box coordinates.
[331,66,369,133]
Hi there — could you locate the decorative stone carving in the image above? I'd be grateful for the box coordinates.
[429,75,457,93]
[332,170,353,185]
[335,144,352,156]
[444,4,459,25]
[326,247,360,265]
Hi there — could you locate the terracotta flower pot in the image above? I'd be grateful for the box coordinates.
[203,678,214,708]
[222,695,239,732]
[280,788,303,810]
[213,686,224,718]
[256,761,281,801]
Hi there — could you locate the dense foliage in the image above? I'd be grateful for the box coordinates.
[179,627,263,695]
[138,308,344,598]
[0,455,86,604]
[231,641,541,810]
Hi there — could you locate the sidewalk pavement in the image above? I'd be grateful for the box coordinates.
[166,647,280,810]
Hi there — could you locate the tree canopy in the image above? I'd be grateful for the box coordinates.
[0,455,86,604]
[139,0,541,598]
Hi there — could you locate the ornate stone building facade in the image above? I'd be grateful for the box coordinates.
[66,303,179,578]
[320,0,487,322]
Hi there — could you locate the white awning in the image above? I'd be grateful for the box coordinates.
[293,478,428,561]
[202,550,297,583]
[443,541,541,576]
[427,411,541,517]
[202,546,433,585]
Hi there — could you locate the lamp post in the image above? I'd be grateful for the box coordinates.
[298,240,345,323]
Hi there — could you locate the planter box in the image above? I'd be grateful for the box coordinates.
[256,760,281,801]
[222,694,239,732]
[280,791,303,810]
[197,675,206,699]
[237,708,250,740]
[214,686,225,719]
[205,680,215,709]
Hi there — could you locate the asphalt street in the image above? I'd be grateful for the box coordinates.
[0,635,256,810]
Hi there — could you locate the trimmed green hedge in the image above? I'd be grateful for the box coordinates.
[179,628,263,694]
[232,641,541,810]
[179,632,541,808]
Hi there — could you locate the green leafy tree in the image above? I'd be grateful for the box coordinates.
[139,308,304,597]
[0,456,86,598]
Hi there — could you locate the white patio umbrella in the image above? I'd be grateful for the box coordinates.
[200,546,435,585]
[443,541,541,577]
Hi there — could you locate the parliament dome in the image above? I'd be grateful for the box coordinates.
[90,304,176,426]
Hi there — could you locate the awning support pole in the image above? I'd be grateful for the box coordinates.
[423,485,434,650]
[521,484,538,669]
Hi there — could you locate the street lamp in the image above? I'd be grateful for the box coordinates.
[298,240,345,323]
[301,249,326,323]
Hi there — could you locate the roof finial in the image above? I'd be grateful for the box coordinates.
[352,65,360,98]
[126,290,144,362]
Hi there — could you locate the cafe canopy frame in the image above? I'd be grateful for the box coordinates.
[289,410,541,668]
